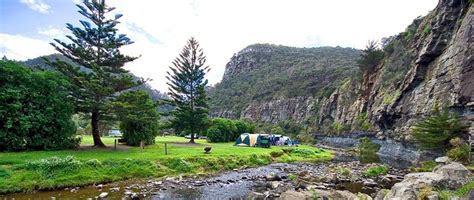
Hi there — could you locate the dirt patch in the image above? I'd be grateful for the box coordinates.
[168,142,205,147]
[78,144,131,151]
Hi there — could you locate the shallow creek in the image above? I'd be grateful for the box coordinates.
[0,153,408,200]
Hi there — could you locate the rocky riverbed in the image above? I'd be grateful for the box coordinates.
[0,159,408,200]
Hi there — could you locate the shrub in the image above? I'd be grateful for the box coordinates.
[449,137,465,147]
[364,165,388,177]
[417,185,434,200]
[358,137,380,163]
[411,108,467,150]
[336,167,352,177]
[296,131,315,144]
[331,121,346,134]
[447,144,470,163]
[0,61,79,151]
[355,112,371,131]
[422,25,431,36]
[410,161,437,172]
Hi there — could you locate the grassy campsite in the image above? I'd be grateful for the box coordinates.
[0,136,332,194]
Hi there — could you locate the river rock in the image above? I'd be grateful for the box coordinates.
[271,181,281,189]
[266,173,282,181]
[248,192,265,199]
[432,162,473,189]
[98,192,108,198]
[278,189,359,200]
[435,156,450,164]
[383,162,473,200]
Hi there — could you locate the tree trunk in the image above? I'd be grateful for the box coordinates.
[91,110,106,147]
[189,127,195,143]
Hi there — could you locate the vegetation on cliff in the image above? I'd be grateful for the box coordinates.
[208,44,360,112]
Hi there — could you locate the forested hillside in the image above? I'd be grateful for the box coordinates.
[208,44,360,118]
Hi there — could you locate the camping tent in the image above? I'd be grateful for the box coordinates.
[235,133,270,148]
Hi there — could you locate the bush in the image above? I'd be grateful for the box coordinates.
[112,91,160,146]
[355,112,371,131]
[410,161,437,172]
[358,137,381,163]
[447,144,470,163]
[206,118,255,143]
[364,165,388,177]
[0,61,79,151]
[411,108,467,150]
[336,167,352,177]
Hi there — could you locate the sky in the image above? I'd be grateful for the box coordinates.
[0,0,439,92]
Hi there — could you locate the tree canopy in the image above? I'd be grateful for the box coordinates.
[49,0,143,147]
[0,61,79,151]
[166,38,210,143]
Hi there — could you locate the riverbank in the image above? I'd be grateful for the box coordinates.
[0,136,332,194]
[0,160,406,199]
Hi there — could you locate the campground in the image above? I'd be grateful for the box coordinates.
[0,136,332,194]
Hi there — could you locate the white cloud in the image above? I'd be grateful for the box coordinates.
[102,0,437,92]
[0,33,55,60]
[19,0,51,14]
[38,26,66,39]
[71,0,82,4]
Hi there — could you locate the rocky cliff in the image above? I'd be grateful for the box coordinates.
[210,0,473,142]
[209,44,360,122]
[318,0,473,141]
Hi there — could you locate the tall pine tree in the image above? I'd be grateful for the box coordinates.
[166,38,210,143]
[49,0,143,147]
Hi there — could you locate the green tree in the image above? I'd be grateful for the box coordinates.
[49,0,143,147]
[166,38,210,143]
[411,108,467,150]
[0,61,79,151]
[357,41,384,73]
[111,91,160,146]
[206,118,255,143]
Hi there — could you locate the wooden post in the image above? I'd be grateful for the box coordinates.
[140,141,144,152]
[165,143,168,155]
[114,139,117,150]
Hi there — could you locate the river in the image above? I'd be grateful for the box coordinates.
[0,152,408,200]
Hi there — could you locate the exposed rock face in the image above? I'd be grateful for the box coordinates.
[241,96,317,124]
[210,0,473,146]
[317,0,473,140]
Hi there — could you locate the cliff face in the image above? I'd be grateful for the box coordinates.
[208,44,360,118]
[210,0,473,142]
[318,0,473,141]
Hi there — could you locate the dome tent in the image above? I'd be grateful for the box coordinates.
[235,133,270,148]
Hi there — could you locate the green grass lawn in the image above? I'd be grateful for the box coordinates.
[0,136,332,194]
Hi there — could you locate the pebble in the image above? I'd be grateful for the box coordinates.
[98,192,108,198]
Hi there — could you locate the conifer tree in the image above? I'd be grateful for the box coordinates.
[357,41,384,73]
[411,107,467,150]
[49,0,143,147]
[166,38,210,143]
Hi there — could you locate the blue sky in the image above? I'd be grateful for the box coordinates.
[0,0,439,92]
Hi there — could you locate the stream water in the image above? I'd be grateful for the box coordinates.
[0,152,408,200]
